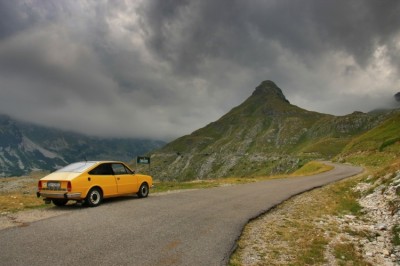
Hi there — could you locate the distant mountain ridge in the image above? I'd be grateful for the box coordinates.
[148,80,399,181]
[0,115,165,176]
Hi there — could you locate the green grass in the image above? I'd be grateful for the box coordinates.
[343,113,400,154]
[342,152,397,168]
[380,137,400,151]
[291,161,334,176]
[300,137,351,157]
[333,243,371,266]
[297,238,328,265]
[393,224,400,246]
[152,180,219,193]
[328,178,363,216]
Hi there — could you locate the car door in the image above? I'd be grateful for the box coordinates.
[112,163,138,194]
[88,163,118,197]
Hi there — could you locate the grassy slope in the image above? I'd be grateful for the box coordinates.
[149,90,395,182]
[343,113,400,153]
[149,82,338,181]
[338,112,400,168]
[230,112,400,265]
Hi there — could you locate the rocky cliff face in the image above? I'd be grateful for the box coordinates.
[0,115,165,176]
[148,81,397,181]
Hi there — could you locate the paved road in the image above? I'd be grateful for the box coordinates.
[0,163,362,266]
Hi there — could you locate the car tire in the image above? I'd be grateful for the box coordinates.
[85,187,103,207]
[137,183,149,198]
[52,199,68,206]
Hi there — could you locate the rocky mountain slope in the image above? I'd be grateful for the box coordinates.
[148,80,398,181]
[0,115,165,176]
[231,125,400,265]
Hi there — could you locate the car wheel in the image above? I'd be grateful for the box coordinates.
[137,183,149,198]
[86,187,103,207]
[52,199,68,206]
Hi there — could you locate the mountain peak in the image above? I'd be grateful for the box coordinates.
[252,80,290,104]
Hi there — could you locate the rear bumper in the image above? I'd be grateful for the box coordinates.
[37,191,82,200]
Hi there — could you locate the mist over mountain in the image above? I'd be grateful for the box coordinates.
[147,81,399,181]
[0,115,165,176]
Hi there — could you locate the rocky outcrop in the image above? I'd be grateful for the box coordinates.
[318,171,400,265]
[338,171,400,265]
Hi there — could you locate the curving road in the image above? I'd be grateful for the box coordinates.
[0,163,362,266]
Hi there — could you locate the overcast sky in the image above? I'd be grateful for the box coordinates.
[1,0,399,140]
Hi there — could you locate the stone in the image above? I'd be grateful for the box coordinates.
[376,223,388,230]
[382,249,390,256]
[377,237,385,243]
[344,215,356,220]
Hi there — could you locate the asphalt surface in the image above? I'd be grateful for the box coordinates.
[0,163,362,266]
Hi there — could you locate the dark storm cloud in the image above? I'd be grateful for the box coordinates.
[0,1,39,39]
[395,92,400,102]
[0,0,399,140]
[140,0,400,73]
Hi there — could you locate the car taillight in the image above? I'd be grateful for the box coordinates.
[38,181,42,191]
[67,181,72,192]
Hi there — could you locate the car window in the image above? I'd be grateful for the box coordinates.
[112,164,129,175]
[89,163,114,175]
[56,162,97,173]
[124,165,134,174]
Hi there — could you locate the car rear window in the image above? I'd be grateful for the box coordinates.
[56,162,97,173]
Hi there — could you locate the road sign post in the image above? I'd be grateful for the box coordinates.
[136,156,151,173]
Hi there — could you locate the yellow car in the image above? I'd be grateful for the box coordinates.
[37,161,152,207]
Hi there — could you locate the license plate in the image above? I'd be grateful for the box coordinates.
[47,182,61,190]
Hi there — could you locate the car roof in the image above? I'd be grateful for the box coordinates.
[77,161,126,164]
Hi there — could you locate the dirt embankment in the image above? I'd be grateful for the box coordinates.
[231,171,400,265]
